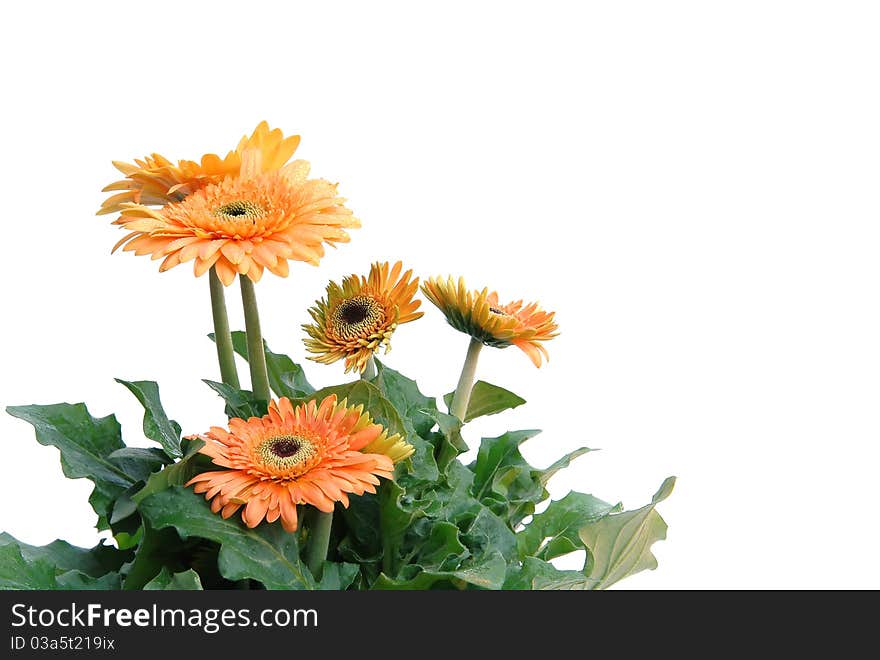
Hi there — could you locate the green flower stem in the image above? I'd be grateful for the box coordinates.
[449,337,483,421]
[238,275,271,403]
[209,267,241,389]
[362,355,377,380]
[305,509,333,581]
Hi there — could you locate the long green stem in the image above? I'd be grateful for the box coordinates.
[362,355,377,380]
[239,275,271,402]
[209,267,240,389]
[305,509,333,581]
[449,337,483,421]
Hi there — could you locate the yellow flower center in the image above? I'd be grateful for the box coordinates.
[331,295,384,339]
[257,435,317,474]
[213,200,265,224]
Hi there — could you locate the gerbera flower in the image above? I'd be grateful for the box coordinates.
[303,261,423,373]
[110,152,359,285]
[98,121,301,214]
[186,395,413,532]
[421,276,558,367]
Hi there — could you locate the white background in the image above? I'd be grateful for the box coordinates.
[1,1,878,589]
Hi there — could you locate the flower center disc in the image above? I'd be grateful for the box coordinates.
[213,200,264,223]
[332,295,384,339]
[258,435,317,474]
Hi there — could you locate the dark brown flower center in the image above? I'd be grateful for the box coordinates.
[214,200,264,222]
[331,295,384,339]
[270,438,301,458]
[257,434,317,473]
[339,299,372,324]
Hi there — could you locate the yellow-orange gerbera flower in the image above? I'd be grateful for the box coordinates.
[110,152,359,285]
[98,121,301,214]
[303,261,423,373]
[186,395,413,532]
[422,276,558,367]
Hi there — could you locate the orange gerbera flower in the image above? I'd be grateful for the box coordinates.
[186,395,413,532]
[98,121,301,214]
[422,276,558,367]
[303,261,423,373]
[110,152,359,285]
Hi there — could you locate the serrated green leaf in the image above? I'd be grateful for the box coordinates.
[56,571,122,589]
[210,331,315,398]
[443,381,526,422]
[131,438,208,505]
[424,410,467,473]
[0,543,57,589]
[373,360,438,435]
[115,379,183,459]
[538,447,593,486]
[0,537,126,590]
[503,557,590,590]
[7,403,137,529]
[138,486,315,590]
[517,491,621,560]
[461,507,518,560]
[579,476,676,589]
[144,567,204,590]
[203,379,266,419]
[316,562,360,590]
[471,429,541,500]
[373,552,507,590]
[123,522,185,590]
[0,532,131,579]
[107,447,171,481]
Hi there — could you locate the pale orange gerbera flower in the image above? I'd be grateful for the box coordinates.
[422,276,559,367]
[303,261,423,373]
[98,121,301,214]
[186,395,413,532]
[110,151,359,285]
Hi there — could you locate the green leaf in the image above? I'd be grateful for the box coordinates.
[7,403,136,529]
[115,379,183,459]
[316,562,360,590]
[0,543,57,589]
[379,481,422,577]
[131,438,208,505]
[424,410,467,473]
[123,523,185,590]
[144,567,204,590]
[503,557,590,590]
[579,476,676,589]
[470,429,562,527]
[517,491,621,560]
[203,380,267,419]
[373,360,438,435]
[138,486,315,590]
[538,447,593,486]
[210,331,315,398]
[373,552,507,590]
[107,447,171,482]
[0,532,131,579]
[443,381,526,422]
[56,571,122,589]
[0,537,125,590]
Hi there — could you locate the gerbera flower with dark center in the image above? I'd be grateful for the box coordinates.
[303,261,423,373]
[109,151,359,285]
[421,276,558,367]
[186,395,413,532]
[98,121,301,214]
